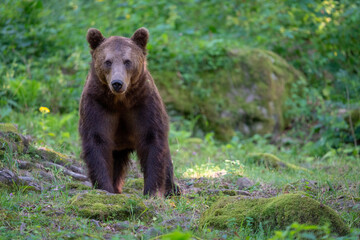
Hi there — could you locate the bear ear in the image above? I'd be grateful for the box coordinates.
[131,27,149,54]
[87,28,105,50]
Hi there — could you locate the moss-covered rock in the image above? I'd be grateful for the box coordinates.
[154,48,305,140]
[0,123,29,155]
[247,153,309,172]
[30,147,72,166]
[0,123,19,133]
[65,182,92,191]
[199,193,349,236]
[70,191,151,221]
[0,169,40,191]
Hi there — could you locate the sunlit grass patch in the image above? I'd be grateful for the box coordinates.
[182,160,245,178]
[183,164,228,178]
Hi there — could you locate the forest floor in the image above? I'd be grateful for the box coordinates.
[1,123,359,240]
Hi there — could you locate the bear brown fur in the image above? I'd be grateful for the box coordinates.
[79,27,180,197]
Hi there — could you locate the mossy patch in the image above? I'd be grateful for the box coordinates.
[193,182,208,189]
[30,147,71,165]
[154,48,305,141]
[70,191,151,221]
[247,153,309,172]
[0,123,28,154]
[199,193,349,236]
[65,182,92,191]
[0,123,19,133]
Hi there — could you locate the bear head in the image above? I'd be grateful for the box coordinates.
[86,28,149,95]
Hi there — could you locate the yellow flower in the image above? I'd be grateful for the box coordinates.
[169,201,176,208]
[126,14,131,19]
[39,106,50,114]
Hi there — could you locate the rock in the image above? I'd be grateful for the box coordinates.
[0,169,20,186]
[32,147,73,166]
[160,216,192,231]
[18,176,35,183]
[0,123,88,190]
[17,160,35,170]
[113,221,130,231]
[42,162,88,181]
[0,123,77,168]
[0,123,19,133]
[67,165,84,174]
[247,153,309,172]
[38,170,55,181]
[144,227,161,238]
[70,191,152,221]
[154,48,305,140]
[0,123,29,155]
[90,219,101,228]
[82,181,92,187]
[199,193,350,235]
[0,169,40,191]
[236,177,254,190]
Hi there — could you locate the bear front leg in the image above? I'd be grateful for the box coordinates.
[164,150,181,197]
[137,143,167,197]
[79,100,117,193]
[82,137,115,193]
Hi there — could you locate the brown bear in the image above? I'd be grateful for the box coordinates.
[79,27,180,197]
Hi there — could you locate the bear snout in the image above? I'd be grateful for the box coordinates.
[111,80,125,93]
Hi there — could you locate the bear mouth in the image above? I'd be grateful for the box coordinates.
[111,87,127,95]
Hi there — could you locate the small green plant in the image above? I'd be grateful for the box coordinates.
[269,223,331,240]
[155,230,192,240]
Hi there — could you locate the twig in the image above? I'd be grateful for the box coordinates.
[43,162,88,181]
[345,85,357,150]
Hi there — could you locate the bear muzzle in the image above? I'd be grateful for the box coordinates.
[111,80,126,93]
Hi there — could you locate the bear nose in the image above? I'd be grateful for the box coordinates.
[111,80,123,92]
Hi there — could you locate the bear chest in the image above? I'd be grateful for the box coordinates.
[113,114,137,150]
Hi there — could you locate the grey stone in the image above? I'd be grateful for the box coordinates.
[144,227,161,238]
[0,169,18,185]
[236,177,254,190]
[113,221,130,231]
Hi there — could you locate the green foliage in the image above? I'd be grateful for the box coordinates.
[270,223,360,240]
[0,0,359,147]
[0,2,359,238]
[1,0,358,108]
[158,230,192,240]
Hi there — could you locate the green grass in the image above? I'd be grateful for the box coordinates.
[1,113,359,239]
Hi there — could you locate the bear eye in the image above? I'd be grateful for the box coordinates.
[123,60,132,68]
[104,60,112,67]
